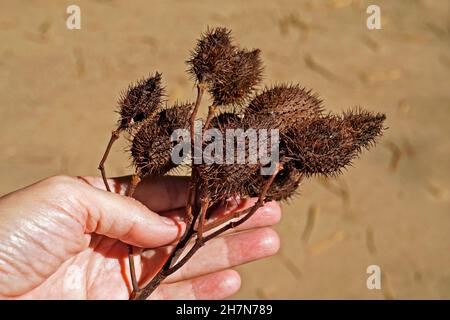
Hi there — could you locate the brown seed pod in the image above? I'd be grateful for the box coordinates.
[283,110,386,177]
[187,27,235,85]
[209,48,263,106]
[130,102,194,178]
[208,111,243,130]
[198,112,278,203]
[130,123,174,177]
[245,161,303,201]
[118,72,165,131]
[341,108,386,150]
[198,162,261,204]
[157,101,194,132]
[246,84,322,131]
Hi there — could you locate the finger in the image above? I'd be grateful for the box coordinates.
[160,200,281,235]
[80,175,189,212]
[138,205,280,285]
[83,175,281,227]
[133,175,189,212]
[55,176,180,248]
[150,269,241,300]
[162,227,280,283]
[208,200,281,232]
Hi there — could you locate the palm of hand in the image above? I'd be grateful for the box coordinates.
[0,175,280,300]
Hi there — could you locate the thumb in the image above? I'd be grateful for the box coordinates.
[72,176,180,248]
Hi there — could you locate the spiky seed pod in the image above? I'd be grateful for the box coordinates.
[157,101,194,132]
[198,112,278,203]
[187,27,235,84]
[245,161,303,201]
[209,49,263,106]
[283,110,386,177]
[208,111,243,131]
[245,84,322,132]
[131,123,174,177]
[118,72,165,131]
[130,102,194,178]
[341,109,386,149]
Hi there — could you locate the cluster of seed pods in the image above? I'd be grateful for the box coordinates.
[98,27,386,300]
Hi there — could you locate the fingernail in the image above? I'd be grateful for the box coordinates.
[161,216,176,226]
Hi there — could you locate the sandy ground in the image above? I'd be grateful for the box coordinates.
[0,0,449,299]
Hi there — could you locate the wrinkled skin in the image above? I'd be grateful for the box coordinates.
[0,175,281,299]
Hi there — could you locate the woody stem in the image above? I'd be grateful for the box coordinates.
[133,164,281,300]
[185,82,205,230]
[203,104,218,131]
[204,164,281,241]
[98,129,120,192]
[132,83,207,300]
[98,130,142,296]
[126,174,142,298]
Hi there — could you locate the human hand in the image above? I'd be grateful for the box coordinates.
[0,175,281,299]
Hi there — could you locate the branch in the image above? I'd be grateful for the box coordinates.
[132,164,281,300]
[132,83,207,300]
[203,104,218,131]
[98,130,142,296]
[125,174,142,296]
[98,129,120,192]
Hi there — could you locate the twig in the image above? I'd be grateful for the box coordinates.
[196,199,210,242]
[203,206,251,232]
[98,129,120,192]
[169,208,199,268]
[174,82,205,260]
[128,174,141,197]
[98,130,142,296]
[132,218,198,300]
[131,83,206,300]
[133,164,281,300]
[125,174,142,296]
[176,165,281,274]
[204,165,281,242]
[203,104,218,130]
[190,83,205,142]
[184,82,205,237]
[168,198,244,268]
[128,245,139,296]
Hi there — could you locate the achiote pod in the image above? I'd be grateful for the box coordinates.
[246,84,323,132]
[245,161,303,201]
[282,110,386,177]
[130,102,193,178]
[197,112,279,204]
[118,72,165,131]
[187,27,235,85]
[209,48,263,106]
[98,72,165,192]
[187,27,263,132]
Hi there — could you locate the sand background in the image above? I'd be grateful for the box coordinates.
[0,0,449,299]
